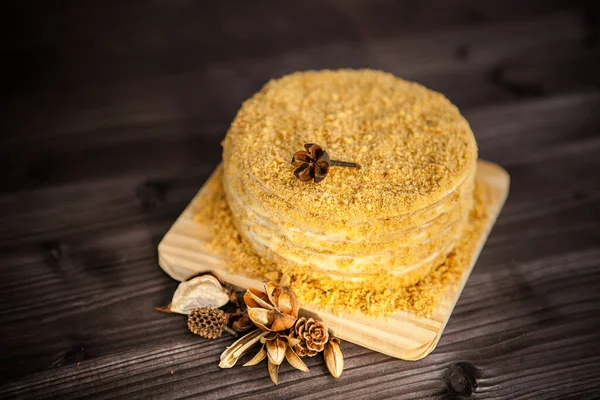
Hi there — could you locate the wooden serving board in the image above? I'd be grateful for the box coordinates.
[158,160,509,360]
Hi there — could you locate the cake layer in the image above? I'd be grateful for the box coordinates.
[226,181,472,255]
[236,213,468,274]
[224,167,474,275]
[238,224,459,287]
[225,169,474,254]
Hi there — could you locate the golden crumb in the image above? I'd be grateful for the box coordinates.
[223,69,477,221]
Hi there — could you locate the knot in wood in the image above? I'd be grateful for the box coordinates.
[445,362,478,397]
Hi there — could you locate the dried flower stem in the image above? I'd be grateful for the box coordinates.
[223,325,238,337]
[329,160,361,169]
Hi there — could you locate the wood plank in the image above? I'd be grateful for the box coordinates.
[1,0,599,397]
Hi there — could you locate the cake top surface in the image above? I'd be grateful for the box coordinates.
[223,69,477,219]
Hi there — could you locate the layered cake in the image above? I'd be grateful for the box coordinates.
[221,70,478,292]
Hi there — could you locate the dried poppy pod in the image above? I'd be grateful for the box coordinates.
[187,308,237,339]
[291,143,360,183]
[243,281,299,332]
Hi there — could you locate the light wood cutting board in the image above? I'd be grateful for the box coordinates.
[158,160,509,360]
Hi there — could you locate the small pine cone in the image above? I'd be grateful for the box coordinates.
[289,317,330,357]
[188,308,228,339]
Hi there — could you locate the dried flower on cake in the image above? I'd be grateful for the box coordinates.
[291,143,331,183]
[291,143,360,183]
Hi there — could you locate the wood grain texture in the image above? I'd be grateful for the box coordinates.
[1,0,599,398]
[158,161,509,360]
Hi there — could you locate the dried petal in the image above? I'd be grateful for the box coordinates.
[307,321,329,345]
[304,143,323,159]
[285,347,309,372]
[248,307,274,331]
[291,317,330,357]
[281,335,301,347]
[277,292,294,315]
[244,288,273,309]
[288,290,300,318]
[324,337,344,378]
[268,359,279,385]
[266,282,283,308]
[296,347,318,358]
[243,345,267,366]
[294,164,313,181]
[169,275,230,315]
[291,151,312,166]
[260,332,278,344]
[313,159,330,183]
[271,311,297,332]
[306,341,324,352]
[266,335,287,365]
[219,330,267,368]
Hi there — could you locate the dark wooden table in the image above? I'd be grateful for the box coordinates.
[2,1,599,399]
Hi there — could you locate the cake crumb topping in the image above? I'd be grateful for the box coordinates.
[223,69,477,220]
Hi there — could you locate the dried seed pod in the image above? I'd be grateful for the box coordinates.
[160,275,230,315]
[244,281,298,332]
[289,317,329,356]
[265,335,287,366]
[285,347,309,372]
[243,345,267,367]
[268,359,279,385]
[291,143,360,183]
[324,337,344,378]
[219,330,267,369]
[188,308,229,339]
